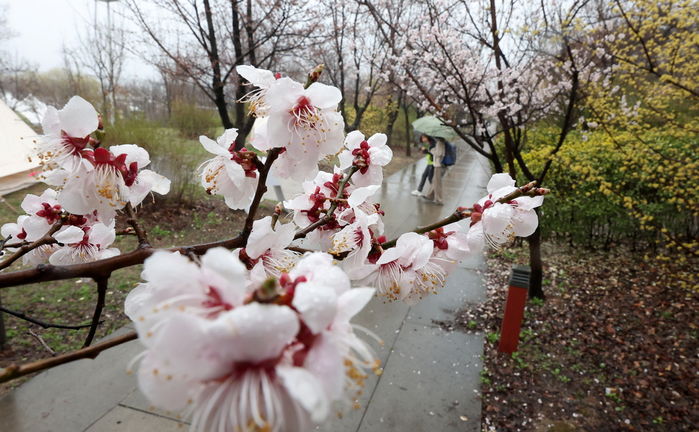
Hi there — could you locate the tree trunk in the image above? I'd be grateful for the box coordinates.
[384,91,401,147]
[527,213,545,299]
[0,294,5,349]
[403,102,411,156]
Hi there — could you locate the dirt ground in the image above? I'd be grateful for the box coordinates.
[447,241,698,431]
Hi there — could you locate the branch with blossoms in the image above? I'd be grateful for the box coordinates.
[0,64,549,431]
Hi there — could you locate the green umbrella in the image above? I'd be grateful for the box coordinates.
[411,116,458,140]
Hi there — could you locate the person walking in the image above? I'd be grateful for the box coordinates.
[423,137,445,205]
[411,134,436,196]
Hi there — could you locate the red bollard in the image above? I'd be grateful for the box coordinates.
[497,266,530,354]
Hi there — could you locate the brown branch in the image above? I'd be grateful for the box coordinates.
[380,181,546,248]
[294,166,359,240]
[125,203,149,248]
[1,240,30,249]
[83,276,109,347]
[0,233,246,290]
[0,222,62,271]
[28,329,56,356]
[0,306,98,331]
[243,148,282,236]
[381,209,471,249]
[0,331,137,384]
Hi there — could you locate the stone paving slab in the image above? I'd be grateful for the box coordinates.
[357,323,482,432]
[84,406,185,432]
[0,326,140,432]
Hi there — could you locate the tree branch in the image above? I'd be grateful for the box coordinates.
[294,166,359,240]
[125,203,149,248]
[0,222,61,271]
[0,331,137,384]
[0,306,99,330]
[83,276,109,347]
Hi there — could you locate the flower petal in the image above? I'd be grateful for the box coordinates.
[58,96,98,138]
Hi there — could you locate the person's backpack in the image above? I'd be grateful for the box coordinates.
[441,141,456,166]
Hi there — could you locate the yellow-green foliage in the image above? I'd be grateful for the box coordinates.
[523,0,698,276]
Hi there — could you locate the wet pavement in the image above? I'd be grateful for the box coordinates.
[0,143,491,432]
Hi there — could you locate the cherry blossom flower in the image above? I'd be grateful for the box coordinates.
[468,173,543,250]
[329,209,383,279]
[237,216,300,277]
[58,144,170,220]
[125,248,251,338]
[48,221,119,265]
[133,304,325,432]
[338,131,393,187]
[362,232,446,304]
[127,250,379,431]
[19,189,63,241]
[427,225,471,265]
[0,215,59,266]
[38,96,98,172]
[199,129,259,211]
[265,77,345,181]
[236,65,280,117]
[286,253,380,404]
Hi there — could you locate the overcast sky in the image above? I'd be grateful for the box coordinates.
[3,0,155,80]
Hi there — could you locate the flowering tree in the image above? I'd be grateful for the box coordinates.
[359,0,601,298]
[0,65,548,430]
[125,0,317,145]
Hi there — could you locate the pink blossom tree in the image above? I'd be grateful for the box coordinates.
[359,0,601,297]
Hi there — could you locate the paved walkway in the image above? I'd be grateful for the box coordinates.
[0,144,491,432]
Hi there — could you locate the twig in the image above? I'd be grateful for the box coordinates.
[115,228,136,236]
[125,203,149,248]
[0,232,246,290]
[83,276,109,347]
[0,222,62,271]
[243,148,282,237]
[0,330,137,384]
[0,235,13,251]
[28,329,56,356]
[0,306,99,330]
[381,209,471,249]
[294,166,359,240]
[1,240,30,250]
[380,181,548,248]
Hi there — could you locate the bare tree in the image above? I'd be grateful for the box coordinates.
[70,20,126,124]
[307,0,388,133]
[124,0,317,147]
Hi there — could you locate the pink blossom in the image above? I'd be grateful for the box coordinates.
[200,129,258,211]
[58,144,170,220]
[48,221,119,265]
[127,250,379,431]
[362,232,446,304]
[238,216,300,277]
[38,96,98,172]
[338,131,392,187]
[265,77,345,181]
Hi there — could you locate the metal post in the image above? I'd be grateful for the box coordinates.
[497,265,530,354]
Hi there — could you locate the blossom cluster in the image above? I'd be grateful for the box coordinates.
[1,96,170,265]
[125,249,379,432]
[0,65,547,431]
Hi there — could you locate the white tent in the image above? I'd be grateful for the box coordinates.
[0,99,41,196]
